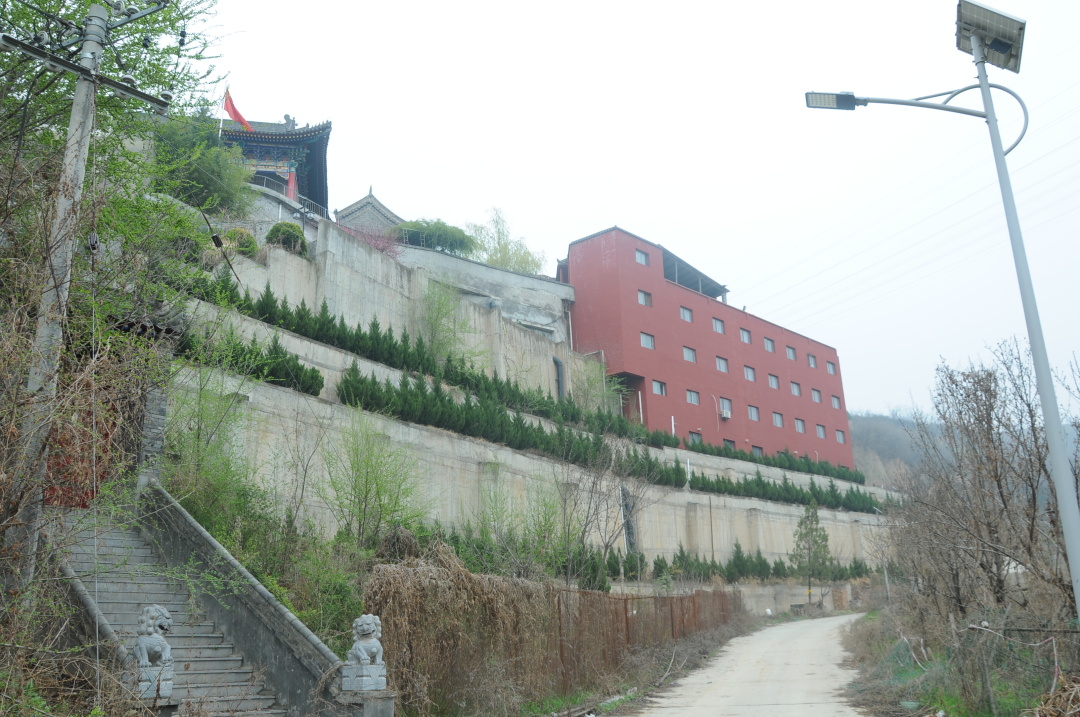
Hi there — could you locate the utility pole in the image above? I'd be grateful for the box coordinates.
[4,3,170,590]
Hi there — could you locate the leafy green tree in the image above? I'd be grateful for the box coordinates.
[1,0,218,151]
[154,108,254,213]
[393,219,478,255]
[466,208,545,274]
[791,499,832,604]
[319,410,426,550]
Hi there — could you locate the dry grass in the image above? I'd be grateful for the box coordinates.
[364,543,742,716]
[1026,675,1080,716]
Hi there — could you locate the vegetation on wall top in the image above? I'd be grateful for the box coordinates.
[191,273,867,483]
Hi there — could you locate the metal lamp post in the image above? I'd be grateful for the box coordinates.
[806,0,1080,619]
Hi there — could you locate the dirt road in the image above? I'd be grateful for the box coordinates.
[629,613,864,717]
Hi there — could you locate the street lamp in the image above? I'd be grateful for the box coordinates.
[806,0,1080,620]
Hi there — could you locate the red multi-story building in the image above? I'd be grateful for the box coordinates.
[560,227,854,468]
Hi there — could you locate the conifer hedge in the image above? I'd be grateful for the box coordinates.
[185,270,883,512]
[190,270,866,483]
[177,327,324,396]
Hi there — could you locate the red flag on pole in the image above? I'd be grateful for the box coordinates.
[224,89,252,131]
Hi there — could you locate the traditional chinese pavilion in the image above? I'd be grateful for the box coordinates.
[221,115,332,216]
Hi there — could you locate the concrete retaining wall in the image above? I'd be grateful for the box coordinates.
[212,220,601,403]
[170,366,886,567]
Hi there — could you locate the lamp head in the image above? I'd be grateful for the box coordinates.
[805,92,863,110]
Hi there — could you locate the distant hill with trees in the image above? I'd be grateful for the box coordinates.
[849,412,924,489]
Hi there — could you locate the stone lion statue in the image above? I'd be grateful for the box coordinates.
[346,614,384,666]
[133,605,173,668]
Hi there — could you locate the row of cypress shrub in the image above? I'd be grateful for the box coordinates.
[688,470,880,512]
[336,364,882,513]
[190,266,866,483]
[177,327,324,397]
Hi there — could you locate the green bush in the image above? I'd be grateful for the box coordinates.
[226,227,258,256]
[265,221,307,256]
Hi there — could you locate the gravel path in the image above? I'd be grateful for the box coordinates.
[628,613,865,717]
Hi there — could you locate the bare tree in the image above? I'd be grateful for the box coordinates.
[893,343,1073,624]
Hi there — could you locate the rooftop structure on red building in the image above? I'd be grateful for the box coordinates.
[559,227,854,468]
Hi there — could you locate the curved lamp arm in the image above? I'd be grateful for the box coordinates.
[807,85,1028,155]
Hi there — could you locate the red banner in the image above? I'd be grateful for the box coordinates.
[224,89,252,131]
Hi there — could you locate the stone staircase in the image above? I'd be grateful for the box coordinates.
[66,522,285,716]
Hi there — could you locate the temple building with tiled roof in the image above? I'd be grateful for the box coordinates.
[221,114,331,217]
[334,188,404,234]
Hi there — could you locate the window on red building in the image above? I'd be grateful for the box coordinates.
[713,318,725,334]
[641,332,655,349]
[637,290,652,306]
[635,249,649,265]
[683,346,697,362]
[680,306,693,322]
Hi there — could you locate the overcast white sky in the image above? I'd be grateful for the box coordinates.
[207,0,1080,416]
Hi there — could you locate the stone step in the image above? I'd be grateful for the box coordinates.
[70,541,156,555]
[172,681,267,699]
[69,535,149,550]
[169,666,255,684]
[101,612,205,628]
[62,522,285,716]
[172,655,246,672]
[122,633,224,648]
[68,555,162,569]
[169,644,239,660]
[84,587,191,604]
[72,570,174,583]
[68,564,172,581]
[199,711,286,717]
[95,601,196,616]
[69,532,154,547]
[158,622,218,636]
[174,695,278,713]
[74,580,186,596]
